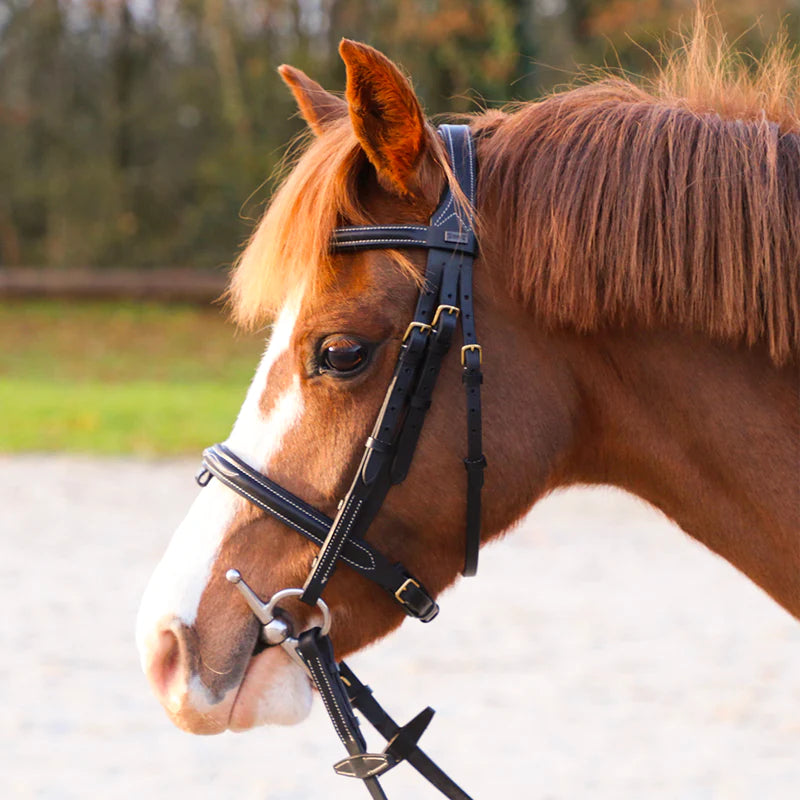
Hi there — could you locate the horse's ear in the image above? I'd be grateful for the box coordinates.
[339,39,427,196]
[278,65,348,135]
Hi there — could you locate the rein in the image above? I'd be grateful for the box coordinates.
[196,125,484,799]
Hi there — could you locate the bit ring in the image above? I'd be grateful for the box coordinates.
[264,588,332,637]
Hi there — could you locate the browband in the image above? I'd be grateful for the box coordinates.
[332,225,477,255]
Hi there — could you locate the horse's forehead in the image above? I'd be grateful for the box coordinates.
[299,253,419,332]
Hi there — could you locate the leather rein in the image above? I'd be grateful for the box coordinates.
[196,125,484,800]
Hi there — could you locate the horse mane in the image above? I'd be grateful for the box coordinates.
[232,16,800,363]
[476,19,800,364]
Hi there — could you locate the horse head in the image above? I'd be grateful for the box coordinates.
[135,40,569,735]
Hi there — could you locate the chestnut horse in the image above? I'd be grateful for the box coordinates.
[137,34,799,746]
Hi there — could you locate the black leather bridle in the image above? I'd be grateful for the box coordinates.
[196,125,485,799]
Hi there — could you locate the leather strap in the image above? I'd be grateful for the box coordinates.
[199,445,438,621]
[339,663,474,800]
[458,232,485,577]
[202,126,484,607]
[295,628,475,800]
[333,225,476,255]
[296,630,389,800]
[440,125,485,576]
[391,259,461,483]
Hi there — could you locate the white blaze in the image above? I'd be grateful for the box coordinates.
[136,301,304,663]
[226,301,304,470]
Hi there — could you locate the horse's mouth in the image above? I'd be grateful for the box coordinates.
[226,628,314,731]
[251,635,270,658]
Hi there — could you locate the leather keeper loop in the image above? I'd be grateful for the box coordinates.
[366,436,393,454]
[461,370,483,386]
[464,455,487,471]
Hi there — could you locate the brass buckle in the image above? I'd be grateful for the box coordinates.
[394,577,421,603]
[431,304,459,328]
[461,344,482,365]
[402,321,432,343]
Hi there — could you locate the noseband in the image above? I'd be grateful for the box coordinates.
[196,125,484,800]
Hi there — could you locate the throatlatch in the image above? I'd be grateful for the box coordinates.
[197,125,484,799]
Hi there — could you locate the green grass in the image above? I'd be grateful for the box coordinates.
[0,300,265,454]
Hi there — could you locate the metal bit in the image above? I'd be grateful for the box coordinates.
[225,569,331,658]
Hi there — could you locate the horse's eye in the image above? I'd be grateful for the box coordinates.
[321,337,369,374]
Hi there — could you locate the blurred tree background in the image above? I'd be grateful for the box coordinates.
[2,0,799,455]
[0,0,798,272]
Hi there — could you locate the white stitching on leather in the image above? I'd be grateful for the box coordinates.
[318,496,363,583]
[432,127,456,224]
[215,474,319,539]
[339,225,427,233]
[308,654,355,746]
[337,238,426,247]
[233,458,331,527]
[436,209,460,226]
[217,452,377,570]
[467,129,475,204]
[435,127,457,222]
[213,474,376,572]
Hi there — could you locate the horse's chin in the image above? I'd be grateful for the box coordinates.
[162,646,313,735]
[228,646,313,731]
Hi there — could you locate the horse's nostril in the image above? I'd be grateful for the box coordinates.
[148,623,186,705]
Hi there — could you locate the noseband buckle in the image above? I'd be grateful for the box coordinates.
[394,577,438,622]
[394,576,421,603]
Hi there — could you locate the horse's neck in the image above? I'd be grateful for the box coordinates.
[561,330,800,617]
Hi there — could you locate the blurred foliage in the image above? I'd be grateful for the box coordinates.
[0,0,798,271]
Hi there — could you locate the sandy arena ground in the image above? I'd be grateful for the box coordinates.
[2,454,799,799]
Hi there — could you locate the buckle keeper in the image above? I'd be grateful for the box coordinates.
[366,436,393,454]
[464,454,487,472]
